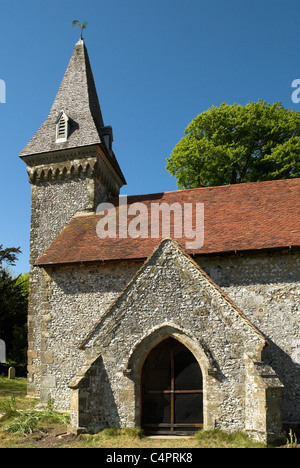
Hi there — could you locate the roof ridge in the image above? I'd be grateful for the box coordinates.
[113,177,300,203]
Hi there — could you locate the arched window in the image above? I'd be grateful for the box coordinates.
[56,111,69,143]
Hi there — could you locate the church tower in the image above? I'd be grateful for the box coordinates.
[20,39,126,396]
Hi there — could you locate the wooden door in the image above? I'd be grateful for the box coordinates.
[141,338,203,434]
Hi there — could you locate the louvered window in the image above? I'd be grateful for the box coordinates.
[56,111,69,143]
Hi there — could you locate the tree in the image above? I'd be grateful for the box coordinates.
[0,245,28,364]
[166,101,300,189]
[0,245,21,267]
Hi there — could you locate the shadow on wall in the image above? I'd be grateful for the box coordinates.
[76,355,121,432]
[197,251,300,288]
[45,265,139,296]
[262,339,300,427]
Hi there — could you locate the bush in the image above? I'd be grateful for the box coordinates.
[0,396,17,422]
[4,411,40,435]
[2,399,70,436]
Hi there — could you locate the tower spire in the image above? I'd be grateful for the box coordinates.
[20,38,126,187]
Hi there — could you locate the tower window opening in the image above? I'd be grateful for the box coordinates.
[56,111,69,143]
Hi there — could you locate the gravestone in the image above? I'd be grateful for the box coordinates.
[8,367,15,379]
[0,340,5,363]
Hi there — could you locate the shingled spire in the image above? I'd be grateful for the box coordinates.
[20,39,126,187]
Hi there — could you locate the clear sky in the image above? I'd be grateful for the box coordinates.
[1,0,299,274]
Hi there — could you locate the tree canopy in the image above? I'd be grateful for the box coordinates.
[0,245,28,364]
[166,101,300,189]
[0,245,21,267]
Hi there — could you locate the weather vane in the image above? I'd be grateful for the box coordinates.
[72,20,88,40]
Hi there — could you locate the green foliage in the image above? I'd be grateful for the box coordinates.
[4,410,41,435]
[81,426,145,443]
[122,427,145,439]
[286,428,298,448]
[0,245,21,267]
[0,245,28,364]
[0,270,28,363]
[0,396,17,422]
[2,398,70,435]
[166,101,300,189]
[0,377,28,400]
[98,426,144,440]
[194,429,266,448]
[97,427,122,439]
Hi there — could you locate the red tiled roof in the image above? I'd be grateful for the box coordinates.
[36,179,300,266]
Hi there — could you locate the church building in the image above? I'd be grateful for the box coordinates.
[20,39,300,444]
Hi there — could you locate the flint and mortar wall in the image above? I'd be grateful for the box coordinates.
[66,240,283,443]
[38,262,140,406]
[30,244,299,441]
[27,173,107,396]
[197,249,300,425]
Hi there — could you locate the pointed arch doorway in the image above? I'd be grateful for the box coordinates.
[141,337,203,434]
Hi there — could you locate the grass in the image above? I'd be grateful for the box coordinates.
[0,376,276,448]
[194,429,266,448]
[0,377,31,404]
[74,427,267,449]
[3,399,70,436]
[0,377,70,447]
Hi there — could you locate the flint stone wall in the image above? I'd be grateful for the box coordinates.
[34,242,299,443]
[67,240,283,443]
[197,249,300,425]
[27,174,107,396]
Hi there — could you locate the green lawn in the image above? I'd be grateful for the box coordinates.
[0,376,27,399]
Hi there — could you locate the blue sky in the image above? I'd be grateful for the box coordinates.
[1,0,299,274]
